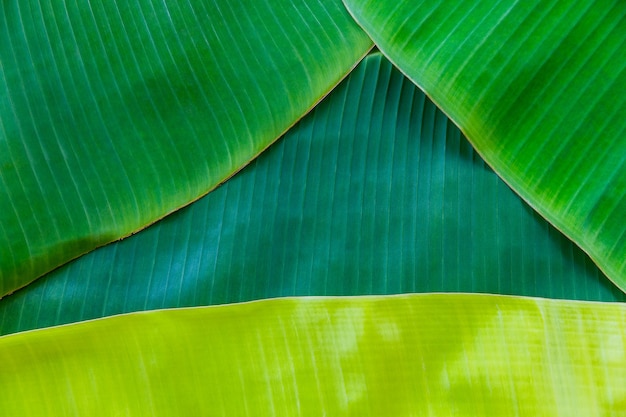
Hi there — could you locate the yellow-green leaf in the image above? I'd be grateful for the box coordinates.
[1,294,625,415]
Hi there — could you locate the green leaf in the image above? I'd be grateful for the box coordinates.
[2,293,626,415]
[342,0,626,290]
[3,54,622,336]
[0,0,371,295]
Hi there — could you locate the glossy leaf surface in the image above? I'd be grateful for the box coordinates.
[2,294,626,415]
[343,0,626,289]
[0,0,371,295]
[2,55,622,336]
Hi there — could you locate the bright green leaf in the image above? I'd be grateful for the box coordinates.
[3,54,622,336]
[2,293,625,415]
[0,0,371,295]
[342,0,626,290]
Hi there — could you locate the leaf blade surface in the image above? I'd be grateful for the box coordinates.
[1,294,625,415]
[342,0,626,290]
[0,0,372,295]
[2,54,623,336]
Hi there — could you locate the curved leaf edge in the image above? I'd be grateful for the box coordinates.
[5,291,624,338]
[340,3,625,294]
[3,46,374,300]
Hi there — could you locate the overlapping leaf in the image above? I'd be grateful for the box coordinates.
[0,0,372,295]
[2,2,625,414]
[343,0,626,290]
[3,54,622,335]
[2,294,625,415]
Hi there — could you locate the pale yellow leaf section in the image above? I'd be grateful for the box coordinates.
[0,294,624,415]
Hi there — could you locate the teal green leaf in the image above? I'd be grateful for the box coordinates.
[0,0,371,295]
[2,294,626,415]
[2,54,622,336]
[342,0,626,289]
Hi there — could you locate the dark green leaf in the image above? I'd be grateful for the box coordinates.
[2,54,622,335]
[0,0,371,295]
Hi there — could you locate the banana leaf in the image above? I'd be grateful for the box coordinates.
[2,293,625,415]
[2,54,622,336]
[0,0,371,295]
[342,0,626,289]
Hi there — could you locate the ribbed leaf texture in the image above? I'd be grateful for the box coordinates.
[1,294,625,415]
[0,0,371,295]
[343,0,626,289]
[2,54,622,336]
